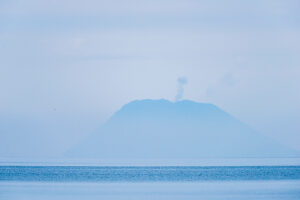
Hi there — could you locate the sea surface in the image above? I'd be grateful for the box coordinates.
[0,165,300,200]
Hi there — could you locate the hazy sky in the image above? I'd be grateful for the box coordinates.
[0,0,299,157]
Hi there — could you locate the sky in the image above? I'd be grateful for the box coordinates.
[0,0,300,158]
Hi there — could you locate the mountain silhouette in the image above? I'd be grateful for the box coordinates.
[68,99,296,159]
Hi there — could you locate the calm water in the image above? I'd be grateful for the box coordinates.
[1,166,300,200]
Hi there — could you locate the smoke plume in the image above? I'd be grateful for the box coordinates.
[175,77,188,102]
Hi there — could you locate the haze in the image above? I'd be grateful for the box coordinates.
[0,0,299,158]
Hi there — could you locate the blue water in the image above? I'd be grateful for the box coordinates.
[1,166,300,200]
[1,166,300,182]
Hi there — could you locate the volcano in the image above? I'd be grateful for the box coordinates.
[68,99,296,159]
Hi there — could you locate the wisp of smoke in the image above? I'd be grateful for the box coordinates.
[175,77,188,102]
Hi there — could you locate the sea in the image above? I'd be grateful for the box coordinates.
[0,159,300,200]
